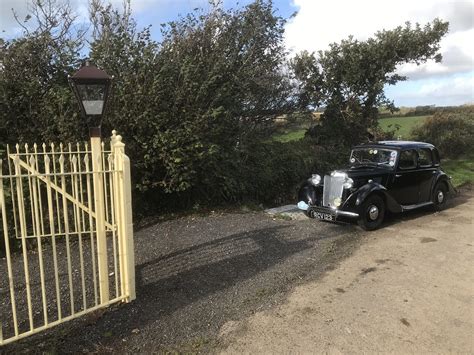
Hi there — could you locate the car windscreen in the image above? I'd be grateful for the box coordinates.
[350,148,398,168]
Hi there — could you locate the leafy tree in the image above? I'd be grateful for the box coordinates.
[292,20,449,147]
[1,0,296,211]
[0,0,85,145]
[90,0,295,202]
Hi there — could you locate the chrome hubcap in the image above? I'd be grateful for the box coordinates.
[368,205,379,221]
[437,191,444,203]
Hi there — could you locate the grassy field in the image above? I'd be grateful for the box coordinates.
[378,115,430,139]
[272,128,306,142]
[442,154,474,187]
[271,117,313,143]
[273,114,431,142]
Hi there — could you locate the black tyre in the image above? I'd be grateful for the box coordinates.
[357,194,385,231]
[432,182,448,211]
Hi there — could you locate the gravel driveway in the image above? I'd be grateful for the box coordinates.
[1,206,366,353]
[5,189,468,354]
[222,189,474,354]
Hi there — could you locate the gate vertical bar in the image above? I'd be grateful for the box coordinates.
[107,153,119,297]
[112,132,135,302]
[13,148,34,331]
[59,147,75,315]
[84,151,98,305]
[0,161,19,338]
[90,130,109,303]
[44,150,62,320]
[29,154,48,325]
[6,145,19,240]
[71,152,87,310]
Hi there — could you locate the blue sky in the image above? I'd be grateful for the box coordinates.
[1,0,473,107]
[131,0,296,39]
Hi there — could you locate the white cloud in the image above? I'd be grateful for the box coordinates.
[285,0,474,81]
[387,74,474,106]
[108,0,168,13]
[0,0,173,36]
[418,75,474,99]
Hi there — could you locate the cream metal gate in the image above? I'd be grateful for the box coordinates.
[0,130,135,346]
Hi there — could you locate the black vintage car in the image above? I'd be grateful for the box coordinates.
[297,141,456,230]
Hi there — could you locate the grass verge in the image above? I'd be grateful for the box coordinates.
[442,154,474,187]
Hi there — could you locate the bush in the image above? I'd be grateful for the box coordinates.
[411,106,474,158]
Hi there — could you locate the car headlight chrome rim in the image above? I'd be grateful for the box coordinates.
[343,177,354,189]
[311,174,321,186]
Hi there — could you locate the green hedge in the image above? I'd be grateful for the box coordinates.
[132,137,347,218]
[237,139,318,204]
[411,107,474,158]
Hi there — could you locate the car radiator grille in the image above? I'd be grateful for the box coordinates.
[323,175,345,208]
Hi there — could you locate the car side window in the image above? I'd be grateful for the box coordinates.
[432,148,440,166]
[398,149,417,170]
[418,148,433,167]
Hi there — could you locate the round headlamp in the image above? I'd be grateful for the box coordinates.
[343,177,354,189]
[310,174,321,186]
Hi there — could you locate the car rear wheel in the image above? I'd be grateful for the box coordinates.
[432,182,448,211]
[357,194,385,231]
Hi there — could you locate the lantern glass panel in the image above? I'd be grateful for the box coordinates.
[77,84,106,115]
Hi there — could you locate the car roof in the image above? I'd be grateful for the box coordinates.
[352,141,435,150]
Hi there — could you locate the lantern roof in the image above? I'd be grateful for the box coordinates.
[70,61,112,82]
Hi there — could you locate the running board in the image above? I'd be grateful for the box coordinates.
[401,201,433,211]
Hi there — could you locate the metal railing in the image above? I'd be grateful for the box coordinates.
[0,130,135,346]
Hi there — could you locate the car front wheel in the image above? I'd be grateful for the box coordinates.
[357,194,385,231]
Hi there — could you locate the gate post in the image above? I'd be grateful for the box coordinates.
[112,131,136,302]
[90,129,109,303]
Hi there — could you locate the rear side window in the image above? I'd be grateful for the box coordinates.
[432,149,440,166]
[399,149,417,170]
[418,148,433,167]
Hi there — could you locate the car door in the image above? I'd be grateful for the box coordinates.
[416,148,436,203]
[390,149,419,205]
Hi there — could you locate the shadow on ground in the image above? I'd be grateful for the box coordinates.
[3,220,355,353]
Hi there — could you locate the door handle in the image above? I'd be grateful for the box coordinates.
[395,174,401,178]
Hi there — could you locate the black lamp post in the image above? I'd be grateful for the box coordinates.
[69,60,113,137]
[69,60,112,302]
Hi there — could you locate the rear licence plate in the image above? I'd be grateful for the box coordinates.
[313,211,335,221]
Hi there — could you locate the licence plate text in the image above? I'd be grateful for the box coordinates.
[313,211,335,221]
